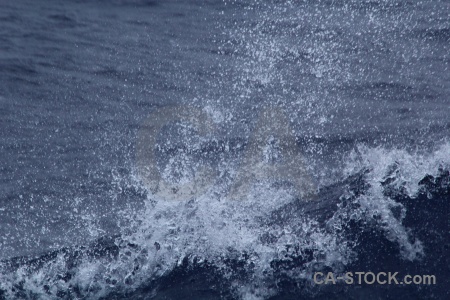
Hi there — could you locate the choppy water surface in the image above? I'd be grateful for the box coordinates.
[0,0,449,299]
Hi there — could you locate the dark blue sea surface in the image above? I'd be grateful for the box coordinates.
[0,0,449,299]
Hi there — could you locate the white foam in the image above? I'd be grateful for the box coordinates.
[2,141,448,299]
[341,141,450,260]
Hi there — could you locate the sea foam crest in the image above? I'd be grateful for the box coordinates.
[340,142,450,260]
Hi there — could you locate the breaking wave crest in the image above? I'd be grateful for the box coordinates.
[1,141,448,299]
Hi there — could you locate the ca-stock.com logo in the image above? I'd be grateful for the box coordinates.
[135,105,316,202]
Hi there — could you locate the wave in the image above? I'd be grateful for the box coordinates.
[1,142,448,299]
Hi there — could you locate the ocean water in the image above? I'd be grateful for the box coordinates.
[0,0,449,299]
